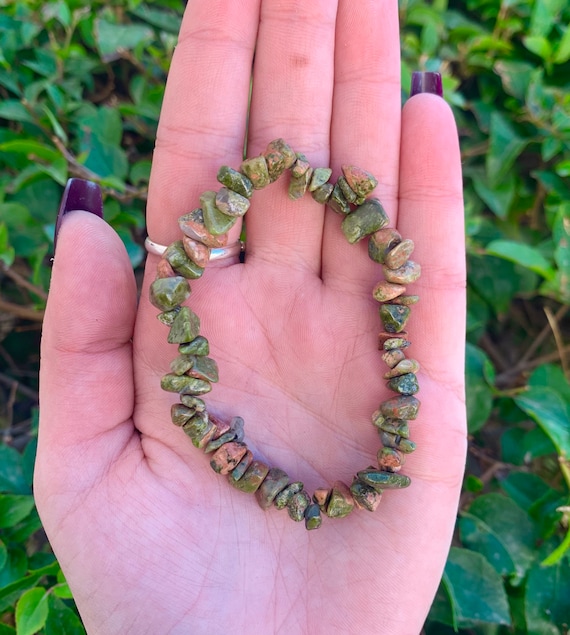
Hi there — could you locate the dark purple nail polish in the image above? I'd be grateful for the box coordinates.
[54,178,103,250]
[410,71,443,98]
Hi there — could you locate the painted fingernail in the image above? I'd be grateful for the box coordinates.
[54,178,103,251]
[410,72,443,98]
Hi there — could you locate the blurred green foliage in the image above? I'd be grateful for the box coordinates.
[0,0,568,632]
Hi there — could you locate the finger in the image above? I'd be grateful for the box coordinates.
[245,0,338,273]
[36,211,138,489]
[146,0,261,248]
[396,92,467,485]
[322,0,401,293]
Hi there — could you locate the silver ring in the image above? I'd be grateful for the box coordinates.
[144,237,244,261]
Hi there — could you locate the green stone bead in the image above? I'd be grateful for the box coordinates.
[255,467,289,509]
[265,139,296,175]
[180,395,206,411]
[182,411,214,447]
[149,276,190,311]
[157,308,180,326]
[231,460,270,493]
[383,261,421,285]
[387,373,419,396]
[228,450,253,482]
[383,337,411,351]
[291,153,311,178]
[170,354,194,376]
[210,441,248,474]
[204,429,237,453]
[350,479,382,512]
[309,167,332,191]
[164,241,205,280]
[391,295,420,306]
[379,431,417,454]
[379,418,410,439]
[274,482,304,510]
[325,481,354,518]
[341,165,378,198]
[380,396,420,420]
[188,356,219,383]
[217,165,254,198]
[167,306,200,344]
[215,187,250,217]
[171,403,195,426]
[288,168,313,200]
[311,182,334,204]
[178,207,227,248]
[240,156,270,189]
[338,175,357,203]
[377,447,406,472]
[368,228,401,264]
[287,491,312,522]
[327,183,351,215]
[356,469,411,491]
[304,503,322,530]
[379,304,411,333]
[179,336,210,356]
[201,191,238,235]
[160,374,212,395]
[341,198,389,244]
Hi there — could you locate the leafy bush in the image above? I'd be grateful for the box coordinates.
[0,0,569,633]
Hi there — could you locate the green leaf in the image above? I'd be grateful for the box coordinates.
[15,587,49,635]
[515,386,570,457]
[523,35,553,60]
[0,444,29,494]
[0,222,15,267]
[0,494,35,529]
[44,595,85,635]
[472,170,515,219]
[0,538,7,570]
[486,112,528,188]
[500,472,552,513]
[130,4,183,34]
[465,343,494,433]
[0,100,35,124]
[0,562,59,613]
[553,25,570,63]
[486,239,556,280]
[441,547,511,627]
[0,624,16,635]
[0,140,61,163]
[459,493,537,581]
[94,18,153,60]
[494,60,536,100]
[525,559,570,634]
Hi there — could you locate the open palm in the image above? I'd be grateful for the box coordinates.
[35,1,466,633]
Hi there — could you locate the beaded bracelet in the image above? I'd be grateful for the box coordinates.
[149,139,421,531]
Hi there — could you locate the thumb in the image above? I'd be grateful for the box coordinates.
[36,180,138,500]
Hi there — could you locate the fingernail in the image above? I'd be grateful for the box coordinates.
[410,71,443,98]
[54,179,103,251]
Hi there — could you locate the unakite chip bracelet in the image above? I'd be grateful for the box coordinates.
[149,139,421,531]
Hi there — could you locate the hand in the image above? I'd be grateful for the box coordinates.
[35,1,466,633]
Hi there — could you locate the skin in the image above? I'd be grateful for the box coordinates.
[35,1,466,633]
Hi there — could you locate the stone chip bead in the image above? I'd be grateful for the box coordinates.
[385,238,415,270]
[182,411,214,448]
[215,187,250,217]
[383,261,421,285]
[373,281,406,303]
[327,183,351,215]
[304,503,323,530]
[291,153,311,178]
[378,418,410,439]
[288,168,313,200]
[241,156,270,189]
[350,478,382,511]
[341,165,378,198]
[210,441,248,475]
[164,241,205,280]
[274,482,304,510]
[311,182,334,204]
[338,175,358,204]
[255,468,289,509]
[161,374,211,395]
[384,358,420,378]
[217,165,254,198]
[381,348,406,368]
[230,460,270,493]
[201,191,238,236]
[380,395,421,419]
[391,294,420,306]
[287,491,312,522]
[188,356,219,383]
[157,308,179,326]
[178,208,228,248]
[182,236,211,269]
[368,228,401,264]
[179,336,210,356]
[149,276,190,311]
[171,403,195,426]
[309,168,332,192]
[357,469,411,491]
[377,447,405,473]
[228,450,253,482]
[341,198,389,244]
[264,138,296,179]
[325,481,355,518]
[387,373,420,396]
[167,306,201,344]
[379,304,411,333]
[313,487,331,509]
[379,431,417,454]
